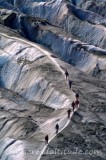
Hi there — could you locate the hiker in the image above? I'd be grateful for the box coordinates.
[65,70,69,80]
[67,108,71,119]
[71,101,75,112]
[68,80,72,89]
[75,100,79,109]
[75,93,79,101]
[45,134,49,145]
[55,123,59,134]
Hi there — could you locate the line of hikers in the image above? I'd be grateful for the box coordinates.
[45,70,80,145]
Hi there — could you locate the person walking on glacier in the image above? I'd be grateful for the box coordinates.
[71,101,75,112]
[45,134,49,145]
[55,123,59,134]
[65,70,69,80]
[68,79,72,89]
[75,93,79,101]
[67,108,71,119]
